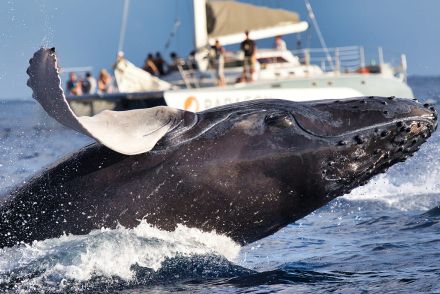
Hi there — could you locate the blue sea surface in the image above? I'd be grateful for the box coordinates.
[1,77,440,293]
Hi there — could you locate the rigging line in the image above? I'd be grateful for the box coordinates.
[304,0,334,70]
[164,19,182,50]
[118,0,130,53]
[176,0,181,53]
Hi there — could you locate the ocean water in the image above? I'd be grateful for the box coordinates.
[1,77,440,293]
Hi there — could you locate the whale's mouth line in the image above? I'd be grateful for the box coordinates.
[294,115,436,139]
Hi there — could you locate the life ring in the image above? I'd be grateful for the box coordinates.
[183,96,200,112]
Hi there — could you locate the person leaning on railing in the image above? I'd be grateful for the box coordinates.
[66,72,82,96]
[98,69,114,94]
[143,53,160,76]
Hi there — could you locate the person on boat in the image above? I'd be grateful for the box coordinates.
[115,51,126,64]
[154,52,167,76]
[187,50,198,70]
[66,72,82,96]
[169,52,181,72]
[97,69,114,94]
[274,35,287,51]
[143,53,159,76]
[212,39,226,86]
[112,51,126,71]
[81,72,97,95]
[240,31,256,82]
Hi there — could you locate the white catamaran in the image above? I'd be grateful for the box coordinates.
[67,0,414,114]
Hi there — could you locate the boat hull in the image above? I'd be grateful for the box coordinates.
[164,74,414,112]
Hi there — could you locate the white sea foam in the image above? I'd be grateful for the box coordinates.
[0,221,240,287]
[344,175,440,211]
[344,144,440,211]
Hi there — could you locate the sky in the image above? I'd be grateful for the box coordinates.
[0,0,439,100]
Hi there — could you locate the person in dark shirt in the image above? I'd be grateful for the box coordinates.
[143,53,159,76]
[169,52,181,72]
[154,52,167,76]
[82,72,97,94]
[240,30,256,82]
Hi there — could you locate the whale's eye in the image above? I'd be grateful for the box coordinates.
[264,112,294,128]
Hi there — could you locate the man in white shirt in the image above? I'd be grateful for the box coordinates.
[274,35,287,51]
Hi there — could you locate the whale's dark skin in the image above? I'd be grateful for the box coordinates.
[0,97,437,248]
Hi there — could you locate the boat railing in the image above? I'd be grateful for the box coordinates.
[291,46,365,72]
[175,45,409,88]
[291,46,408,79]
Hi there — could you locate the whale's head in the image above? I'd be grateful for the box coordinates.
[185,97,437,229]
[281,97,437,196]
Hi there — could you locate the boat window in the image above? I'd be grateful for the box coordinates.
[224,60,244,68]
[257,57,288,64]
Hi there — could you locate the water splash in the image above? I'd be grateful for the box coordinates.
[344,135,440,211]
[0,221,240,292]
[37,0,55,47]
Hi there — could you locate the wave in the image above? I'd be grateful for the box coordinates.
[0,221,241,292]
[343,135,440,211]
[344,174,440,211]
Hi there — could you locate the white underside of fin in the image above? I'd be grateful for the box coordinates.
[26,48,184,155]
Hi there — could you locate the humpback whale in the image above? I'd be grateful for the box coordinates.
[0,48,437,248]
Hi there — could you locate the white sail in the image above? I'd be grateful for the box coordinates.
[114,58,172,93]
[205,1,309,46]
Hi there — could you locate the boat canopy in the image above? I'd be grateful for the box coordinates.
[206,0,309,46]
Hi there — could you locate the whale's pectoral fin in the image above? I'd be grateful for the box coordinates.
[26,47,186,155]
[26,48,88,135]
[75,107,181,155]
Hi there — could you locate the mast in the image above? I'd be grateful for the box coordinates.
[192,0,209,72]
[193,0,208,50]
[304,0,334,70]
[118,0,131,53]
